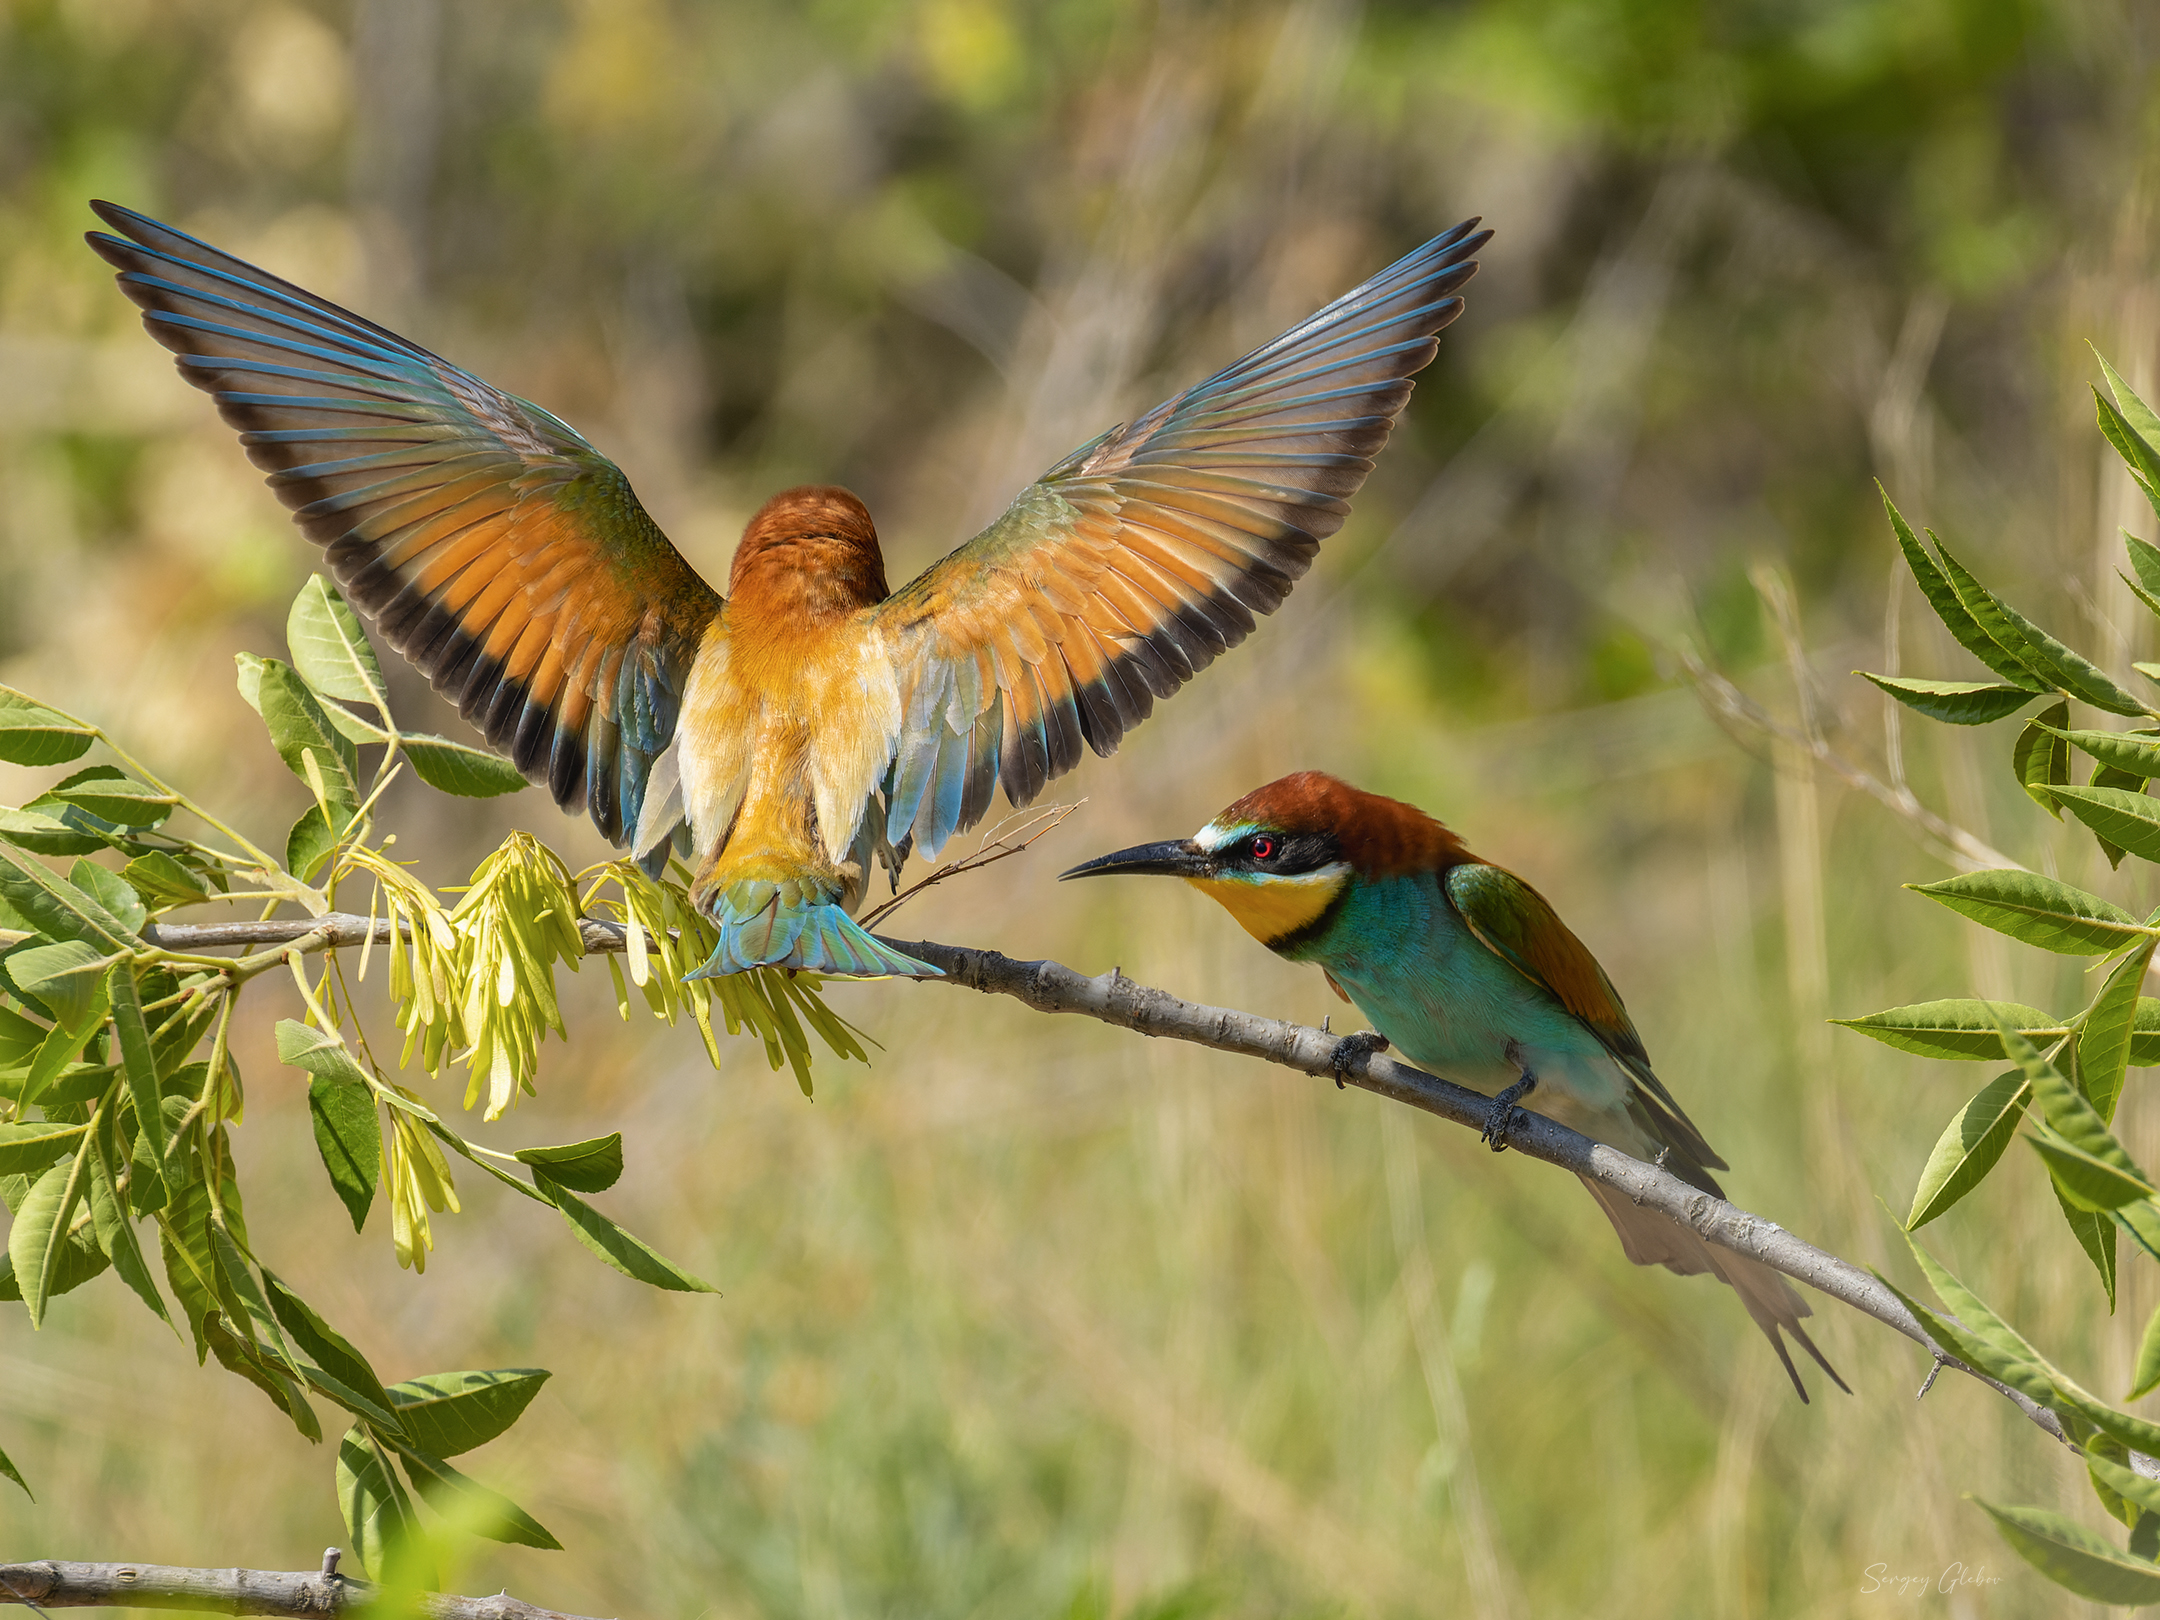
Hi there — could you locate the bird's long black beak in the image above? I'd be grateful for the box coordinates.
[1060,838,1214,881]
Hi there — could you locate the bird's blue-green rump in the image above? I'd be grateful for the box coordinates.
[1065,770,1845,1402]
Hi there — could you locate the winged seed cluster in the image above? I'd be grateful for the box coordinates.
[1836,355,2160,1601]
[0,575,861,1574]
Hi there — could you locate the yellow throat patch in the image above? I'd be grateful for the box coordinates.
[1185,866,1348,946]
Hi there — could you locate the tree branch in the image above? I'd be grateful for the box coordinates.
[142,914,2066,1444]
[0,1557,605,1619]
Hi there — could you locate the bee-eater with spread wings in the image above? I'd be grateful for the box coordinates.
[1064,772,1847,1401]
[88,203,1487,979]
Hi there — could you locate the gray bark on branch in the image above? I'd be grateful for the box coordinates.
[0,1557,605,1619]
[142,914,2065,1445]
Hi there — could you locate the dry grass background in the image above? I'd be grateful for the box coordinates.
[3,0,2160,1614]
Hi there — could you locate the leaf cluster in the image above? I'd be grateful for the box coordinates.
[1842,357,2160,1596]
[0,576,866,1573]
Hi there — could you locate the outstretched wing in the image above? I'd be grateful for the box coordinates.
[87,202,720,849]
[871,221,1490,858]
[1442,860,1726,1173]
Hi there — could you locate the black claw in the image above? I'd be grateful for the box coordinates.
[1330,1030,1389,1090]
[1480,1070,1537,1152]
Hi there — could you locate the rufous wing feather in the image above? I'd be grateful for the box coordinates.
[871,220,1491,858]
[86,202,721,853]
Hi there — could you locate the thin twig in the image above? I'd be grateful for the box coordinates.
[858,802,1082,930]
[143,912,2066,1444]
[0,1559,608,1619]
[1671,642,2023,873]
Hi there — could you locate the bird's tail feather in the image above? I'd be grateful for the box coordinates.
[1581,1178,1847,1403]
[686,888,942,980]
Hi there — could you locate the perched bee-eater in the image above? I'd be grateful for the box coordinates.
[88,204,1487,979]
[1065,772,1846,1401]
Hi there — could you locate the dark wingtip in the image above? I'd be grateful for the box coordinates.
[1769,1332,1811,1404]
[1791,1320,1852,1397]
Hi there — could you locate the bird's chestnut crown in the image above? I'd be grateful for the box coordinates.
[1204,772,1470,879]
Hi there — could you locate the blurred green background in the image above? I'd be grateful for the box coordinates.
[3,0,2160,1614]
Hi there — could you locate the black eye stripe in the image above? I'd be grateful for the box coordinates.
[1232,831,1339,875]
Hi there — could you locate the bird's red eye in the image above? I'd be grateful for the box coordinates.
[1251,836,1277,861]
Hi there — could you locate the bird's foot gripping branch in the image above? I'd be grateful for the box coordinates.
[0,575,865,1579]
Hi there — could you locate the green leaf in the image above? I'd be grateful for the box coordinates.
[1857,674,2036,726]
[2030,1127,2156,1210]
[2051,1181,2119,1307]
[10,1148,90,1328]
[159,1175,223,1363]
[388,1439,562,1550]
[1881,496,2048,690]
[275,1018,372,1089]
[0,842,136,947]
[70,860,144,938]
[2120,565,2160,626]
[0,1444,31,1501]
[0,805,106,857]
[2091,1451,2160,1525]
[109,964,167,1198]
[0,687,95,767]
[514,1134,623,1193]
[2099,394,2160,525]
[252,658,360,819]
[532,1171,718,1293]
[1907,870,2151,956]
[88,1104,171,1331]
[13,940,112,1033]
[288,576,389,711]
[2053,784,2160,865]
[2116,1200,2160,1272]
[0,1005,43,1067]
[2100,352,2160,462]
[337,1423,423,1581]
[234,652,266,716]
[0,1121,87,1178]
[151,995,220,1083]
[0,1221,108,1305]
[121,850,210,911]
[385,1370,551,1458]
[18,1029,96,1112]
[204,1312,320,1440]
[1934,536,2151,717]
[261,1270,402,1435]
[2046,724,2160,779]
[2082,940,2155,1125]
[39,767,174,828]
[1977,1499,2160,1605]
[210,1224,304,1383]
[2130,1303,2160,1401]
[308,1076,379,1233]
[286,804,344,883]
[2013,700,2070,813]
[1834,999,2064,1060]
[1997,1012,2153,1186]
[1907,1071,2027,1229]
[2127,532,2160,600]
[402,735,530,798]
